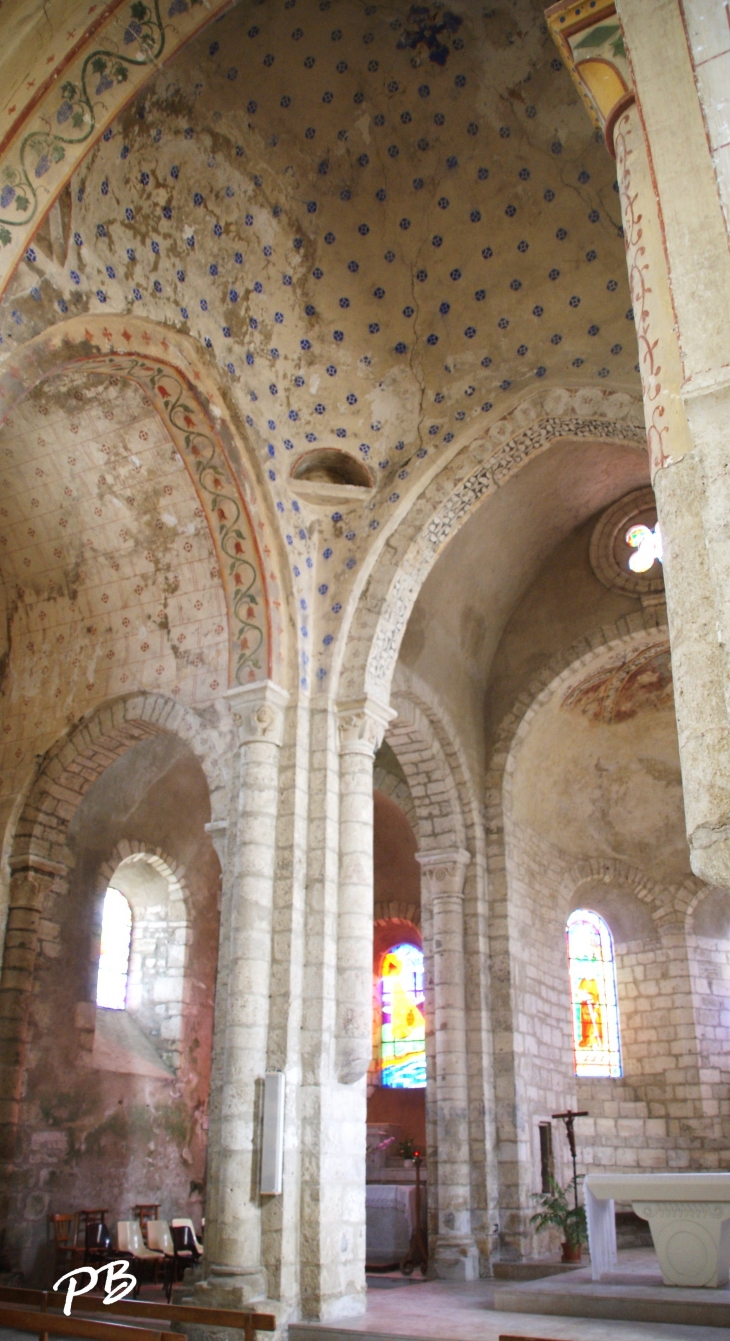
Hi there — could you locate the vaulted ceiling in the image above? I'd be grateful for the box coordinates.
[0,0,642,699]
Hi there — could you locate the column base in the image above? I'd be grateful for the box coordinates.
[194,1263,269,1307]
[429,1235,480,1281]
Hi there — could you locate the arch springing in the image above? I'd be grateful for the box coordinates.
[380,942,426,1089]
[96,888,132,1010]
[566,909,622,1078]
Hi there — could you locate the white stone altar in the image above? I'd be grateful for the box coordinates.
[585,1172,730,1288]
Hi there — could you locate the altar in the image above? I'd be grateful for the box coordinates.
[585,1172,730,1288]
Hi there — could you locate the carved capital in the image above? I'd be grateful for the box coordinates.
[337,696,396,758]
[225,680,289,748]
[416,848,470,899]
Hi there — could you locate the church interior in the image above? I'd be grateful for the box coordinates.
[1,0,730,1337]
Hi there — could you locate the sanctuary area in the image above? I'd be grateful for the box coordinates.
[0,0,729,1335]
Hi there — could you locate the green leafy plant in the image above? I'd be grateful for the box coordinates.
[530,1176,587,1248]
[398,1136,416,1159]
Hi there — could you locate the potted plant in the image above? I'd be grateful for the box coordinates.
[530,1176,588,1263]
[398,1137,416,1167]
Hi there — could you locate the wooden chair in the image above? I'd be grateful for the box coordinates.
[84,1220,111,1268]
[48,1215,82,1278]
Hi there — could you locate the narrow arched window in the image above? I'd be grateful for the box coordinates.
[566,909,622,1078]
[380,942,426,1089]
[96,887,132,1010]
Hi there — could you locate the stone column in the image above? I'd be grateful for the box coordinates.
[612,0,730,889]
[611,103,730,889]
[199,680,289,1307]
[417,849,479,1281]
[335,697,395,1085]
[0,865,55,1165]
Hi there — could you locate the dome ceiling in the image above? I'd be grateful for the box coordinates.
[0,0,642,694]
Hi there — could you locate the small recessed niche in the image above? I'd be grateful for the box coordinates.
[291,448,373,488]
[289,448,375,505]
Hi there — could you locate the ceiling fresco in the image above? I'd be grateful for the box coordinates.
[0,0,642,695]
[0,372,230,796]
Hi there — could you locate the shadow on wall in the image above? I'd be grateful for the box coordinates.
[4,730,220,1284]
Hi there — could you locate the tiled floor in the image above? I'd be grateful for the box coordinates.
[286,1256,730,1341]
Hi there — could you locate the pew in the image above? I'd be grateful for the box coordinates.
[0,1286,276,1341]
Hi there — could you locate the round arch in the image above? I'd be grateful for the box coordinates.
[0,313,292,691]
[332,384,645,707]
[0,688,227,1170]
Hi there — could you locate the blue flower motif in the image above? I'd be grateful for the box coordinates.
[193,192,203,205]
[96,290,107,303]
[70,270,80,284]
[334,330,344,342]
[369,322,379,334]
[395,342,407,353]
[427,333,439,345]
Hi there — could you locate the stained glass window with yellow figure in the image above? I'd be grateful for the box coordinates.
[380,942,426,1089]
[566,909,622,1078]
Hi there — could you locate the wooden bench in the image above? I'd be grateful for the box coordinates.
[0,1304,183,1341]
[0,1287,276,1341]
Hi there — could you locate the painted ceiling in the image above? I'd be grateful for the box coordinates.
[0,373,229,790]
[0,0,642,698]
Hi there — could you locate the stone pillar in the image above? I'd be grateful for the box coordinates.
[199,680,289,1307]
[0,865,55,1166]
[335,697,395,1085]
[417,848,479,1281]
[613,0,730,889]
[546,0,730,888]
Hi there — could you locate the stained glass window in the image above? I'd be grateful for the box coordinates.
[380,942,426,1089]
[96,887,132,1010]
[566,909,622,1078]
